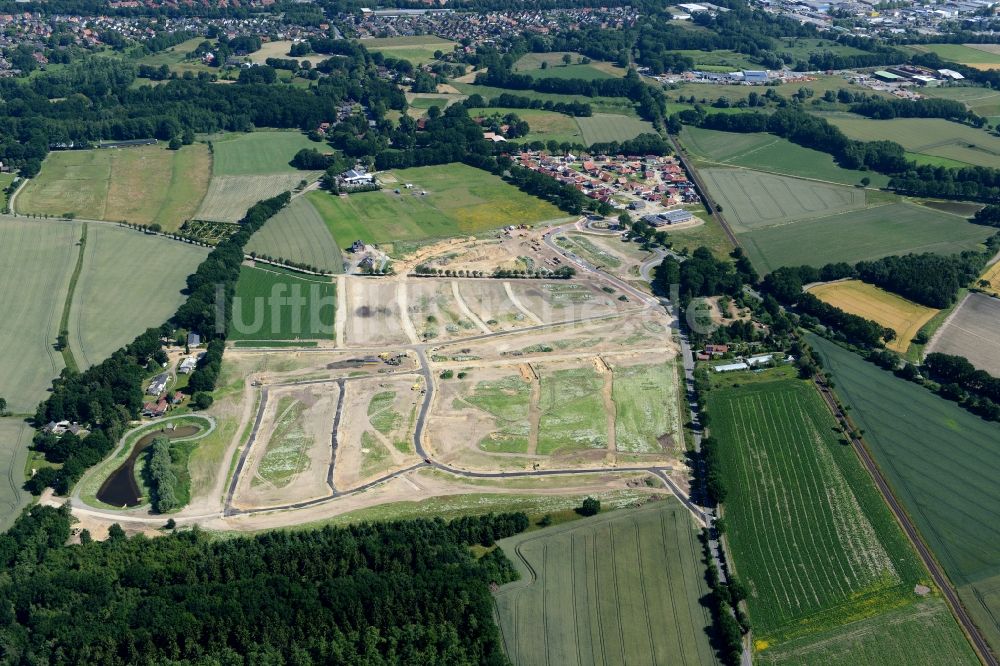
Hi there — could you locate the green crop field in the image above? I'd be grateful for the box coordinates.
[680,126,890,187]
[740,201,992,273]
[18,144,210,231]
[513,51,624,80]
[246,196,344,273]
[807,334,1000,588]
[228,265,335,341]
[0,218,79,413]
[756,597,975,666]
[707,377,926,644]
[669,48,760,72]
[462,375,531,454]
[494,500,719,666]
[699,168,867,232]
[825,115,1000,169]
[258,396,310,487]
[612,362,679,454]
[0,419,33,532]
[360,35,457,64]
[195,173,308,223]
[467,106,585,144]
[577,114,656,145]
[908,43,1000,66]
[68,225,208,369]
[452,82,639,117]
[537,366,606,455]
[923,86,1000,119]
[308,163,562,248]
[210,131,319,176]
[962,573,1000,654]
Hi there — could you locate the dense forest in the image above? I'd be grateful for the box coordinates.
[0,505,528,664]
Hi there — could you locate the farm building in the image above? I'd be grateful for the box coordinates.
[342,168,374,185]
[714,361,749,373]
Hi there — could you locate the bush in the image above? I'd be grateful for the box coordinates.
[576,497,600,516]
[192,392,214,410]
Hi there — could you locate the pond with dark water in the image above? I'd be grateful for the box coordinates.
[96,424,201,508]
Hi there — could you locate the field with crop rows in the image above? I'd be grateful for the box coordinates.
[308,163,562,247]
[908,43,1000,67]
[961,573,1000,655]
[246,196,344,273]
[18,144,210,231]
[577,114,656,145]
[740,201,992,273]
[195,173,308,222]
[0,419,32,532]
[924,86,1000,119]
[210,131,319,176]
[257,396,310,486]
[699,168,866,232]
[0,218,78,413]
[756,597,975,666]
[537,366,607,455]
[494,500,719,666]
[926,293,1000,375]
[612,362,679,453]
[680,127,889,187]
[807,280,938,353]
[69,225,208,369]
[462,375,532,454]
[228,266,336,341]
[807,335,1000,589]
[708,377,925,643]
[825,115,1000,169]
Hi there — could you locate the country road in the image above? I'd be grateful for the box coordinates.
[815,377,998,666]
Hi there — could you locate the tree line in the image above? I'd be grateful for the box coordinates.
[0,504,527,664]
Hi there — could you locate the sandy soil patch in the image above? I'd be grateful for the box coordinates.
[344,279,412,346]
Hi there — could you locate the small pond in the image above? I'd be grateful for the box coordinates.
[96,424,201,508]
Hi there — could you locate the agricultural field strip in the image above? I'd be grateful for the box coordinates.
[722,386,899,635]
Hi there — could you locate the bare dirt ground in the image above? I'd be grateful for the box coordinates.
[925,292,1000,375]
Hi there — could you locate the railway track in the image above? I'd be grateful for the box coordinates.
[814,377,998,666]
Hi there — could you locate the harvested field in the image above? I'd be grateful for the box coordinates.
[210,131,319,176]
[756,597,976,666]
[611,360,680,454]
[0,218,77,412]
[494,501,719,666]
[708,377,926,643]
[69,225,208,369]
[18,144,210,231]
[245,40,295,64]
[807,280,938,353]
[808,335,1000,590]
[979,259,1000,296]
[926,292,1000,375]
[699,168,866,232]
[309,163,562,248]
[228,266,336,342]
[195,173,311,223]
[826,115,1000,169]
[740,201,992,273]
[246,196,344,273]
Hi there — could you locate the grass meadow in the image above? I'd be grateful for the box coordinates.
[680,126,890,187]
[494,500,719,666]
[612,362,679,454]
[513,51,624,80]
[452,82,640,117]
[577,114,656,145]
[907,43,1000,67]
[707,377,926,644]
[467,106,586,144]
[195,173,308,222]
[699,168,867,232]
[537,366,606,455]
[756,597,976,666]
[18,144,210,231]
[228,265,336,341]
[360,35,457,64]
[68,225,208,369]
[825,115,1000,169]
[246,196,344,273]
[210,131,319,176]
[462,375,532,454]
[0,419,33,532]
[807,335,1000,590]
[740,201,992,273]
[807,280,938,353]
[923,86,1000,119]
[0,218,79,413]
[308,163,562,248]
